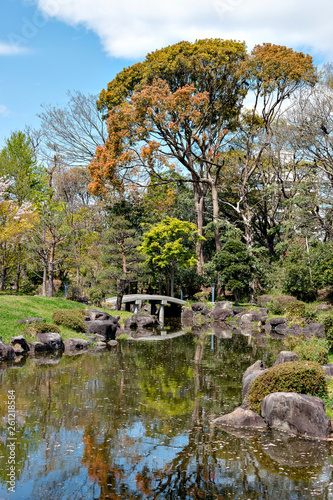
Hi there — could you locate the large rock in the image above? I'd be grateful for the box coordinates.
[273,351,299,366]
[181,307,193,323]
[261,392,332,438]
[232,307,246,314]
[240,312,262,324]
[64,338,91,352]
[0,341,15,361]
[124,314,159,329]
[10,336,30,354]
[322,364,333,377]
[242,360,267,382]
[213,301,233,310]
[211,323,233,338]
[317,304,332,311]
[212,407,267,429]
[85,309,120,322]
[86,320,117,340]
[242,370,266,402]
[302,322,324,338]
[28,341,50,354]
[210,308,234,322]
[36,332,64,352]
[264,317,285,334]
[191,302,207,313]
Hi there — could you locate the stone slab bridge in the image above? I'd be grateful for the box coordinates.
[105,294,186,323]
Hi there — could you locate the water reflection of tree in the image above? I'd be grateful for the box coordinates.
[0,334,330,499]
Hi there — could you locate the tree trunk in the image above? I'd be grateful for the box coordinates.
[42,264,47,297]
[211,182,222,252]
[170,263,175,297]
[14,244,21,292]
[116,279,126,310]
[0,263,6,291]
[193,185,205,275]
[48,240,55,297]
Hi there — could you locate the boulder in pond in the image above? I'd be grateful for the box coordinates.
[36,332,64,352]
[210,308,234,322]
[212,407,267,429]
[10,335,30,354]
[261,392,332,438]
[242,370,266,403]
[240,312,263,324]
[191,302,206,312]
[124,314,158,329]
[242,360,267,382]
[0,341,15,361]
[181,307,193,323]
[86,320,117,340]
[64,338,91,352]
[28,341,51,354]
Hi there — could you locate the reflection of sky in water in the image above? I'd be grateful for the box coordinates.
[0,335,332,498]
[0,428,97,500]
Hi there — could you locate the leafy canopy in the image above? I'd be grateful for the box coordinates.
[138,217,204,271]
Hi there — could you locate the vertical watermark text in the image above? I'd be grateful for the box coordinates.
[6,390,16,494]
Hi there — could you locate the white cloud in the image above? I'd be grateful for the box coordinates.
[0,105,11,117]
[0,42,28,56]
[35,0,333,60]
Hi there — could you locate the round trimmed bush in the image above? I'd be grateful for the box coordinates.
[52,309,86,332]
[247,361,327,414]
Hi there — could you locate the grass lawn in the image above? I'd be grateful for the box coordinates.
[0,295,132,344]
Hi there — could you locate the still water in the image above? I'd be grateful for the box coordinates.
[0,332,333,499]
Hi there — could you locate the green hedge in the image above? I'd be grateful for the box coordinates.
[52,309,86,332]
[247,361,327,414]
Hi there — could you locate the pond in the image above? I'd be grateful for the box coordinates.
[0,332,333,499]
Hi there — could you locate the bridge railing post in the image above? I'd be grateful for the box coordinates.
[159,300,168,324]
[134,300,142,314]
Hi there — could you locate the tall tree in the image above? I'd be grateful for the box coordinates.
[138,217,203,296]
[0,131,48,205]
[89,39,248,271]
[223,43,317,247]
[37,91,108,168]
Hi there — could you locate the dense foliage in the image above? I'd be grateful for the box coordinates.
[247,361,328,414]
[52,309,86,332]
[1,39,333,305]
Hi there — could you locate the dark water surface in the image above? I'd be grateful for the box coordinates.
[0,332,333,499]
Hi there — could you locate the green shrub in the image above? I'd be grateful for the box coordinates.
[285,300,306,320]
[193,291,210,302]
[294,338,328,364]
[88,287,104,307]
[303,305,318,323]
[282,334,305,351]
[323,313,333,350]
[247,361,327,414]
[20,322,61,337]
[52,309,86,332]
[268,296,296,315]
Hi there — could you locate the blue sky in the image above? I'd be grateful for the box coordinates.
[1,0,332,149]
